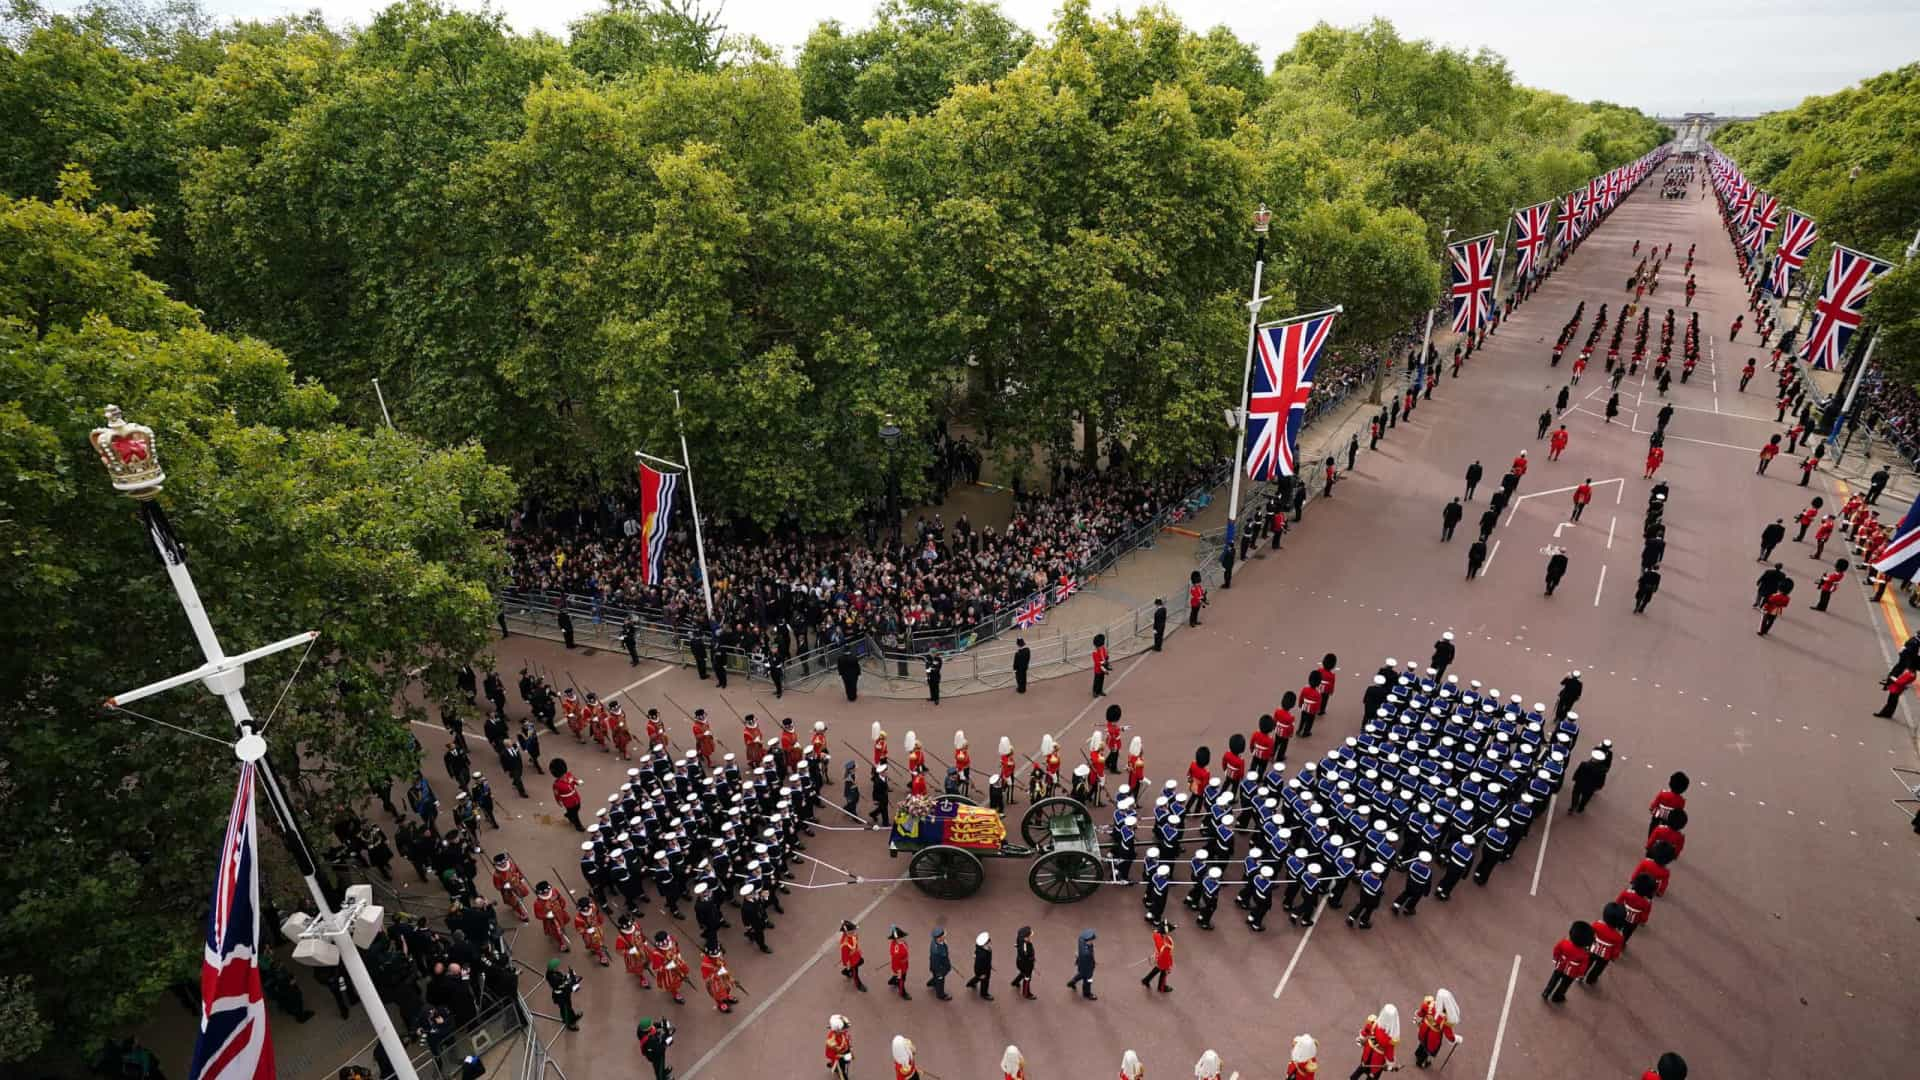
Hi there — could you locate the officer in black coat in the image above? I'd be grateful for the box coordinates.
[1013,638,1031,692]
[621,616,640,666]
[924,653,942,704]
[1151,600,1168,651]
[837,650,861,701]
[712,628,729,689]
[1431,634,1456,679]
[1463,460,1484,500]
[693,883,725,951]
[690,627,710,679]
[1441,498,1463,541]
[497,741,525,798]
[1569,749,1610,813]
[1555,671,1583,720]
[558,608,575,650]
[1633,567,1662,613]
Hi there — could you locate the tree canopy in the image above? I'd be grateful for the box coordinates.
[0,6,1670,1057]
[1714,64,1920,381]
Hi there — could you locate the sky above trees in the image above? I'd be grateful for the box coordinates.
[102,0,1920,115]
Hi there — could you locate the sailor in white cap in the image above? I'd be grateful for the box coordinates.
[965,931,994,999]
[1431,633,1456,679]
[1569,745,1611,813]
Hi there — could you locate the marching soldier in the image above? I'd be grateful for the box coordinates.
[1195,1050,1224,1080]
[588,696,610,751]
[886,925,913,999]
[1472,818,1513,886]
[825,1015,854,1080]
[1412,989,1461,1068]
[1001,1045,1028,1080]
[607,701,634,760]
[905,731,926,777]
[840,920,869,992]
[1351,1005,1399,1079]
[1245,865,1277,931]
[532,882,572,952]
[647,930,690,1004]
[614,916,653,988]
[575,896,612,966]
[742,885,773,954]
[491,852,531,922]
[701,943,739,1013]
[692,709,716,767]
[872,723,890,767]
[1140,920,1174,993]
[953,730,973,796]
[1391,850,1434,916]
[742,714,766,769]
[1120,1051,1145,1079]
[1433,835,1475,900]
[892,1035,921,1080]
[1585,903,1627,985]
[1542,920,1595,1003]
[1648,772,1688,835]
[545,958,582,1031]
[1143,864,1171,925]
[1288,1035,1319,1080]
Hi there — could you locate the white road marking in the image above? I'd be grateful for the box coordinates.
[1053,653,1148,740]
[1606,517,1616,549]
[1482,540,1501,575]
[608,664,674,701]
[1486,954,1524,1080]
[1593,565,1607,607]
[1270,897,1327,999]
[1529,792,1559,895]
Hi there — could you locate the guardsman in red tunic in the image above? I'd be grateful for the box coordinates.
[1644,445,1665,479]
[644,707,668,751]
[700,944,738,1013]
[613,915,652,987]
[839,920,868,991]
[552,766,584,831]
[742,714,766,768]
[491,852,531,922]
[574,895,612,965]
[607,700,634,759]
[1542,921,1594,1002]
[813,720,832,762]
[824,1015,854,1080]
[1353,1004,1399,1078]
[891,1036,920,1080]
[904,731,925,777]
[908,768,929,798]
[648,930,690,1003]
[561,688,583,741]
[1412,989,1461,1068]
[779,717,801,768]
[1757,438,1780,474]
[1126,736,1145,791]
[1814,515,1837,559]
[1640,1052,1689,1080]
[1634,843,1676,897]
[1286,1035,1318,1080]
[1511,451,1529,478]
[588,695,610,750]
[1549,426,1570,461]
[1649,772,1688,835]
[1140,920,1174,992]
[1087,731,1107,802]
[952,730,972,796]
[998,736,1018,800]
[1617,876,1656,944]
[1585,903,1626,985]
[885,925,912,998]
[872,723,890,768]
[1220,733,1245,787]
[1299,671,1325,737]
[691,709,716,766]
[1272,694,1298,762]
[532,881,571,952]
[1647,807,1687,858]
[1091,634,1111,697]
[1041,734,1062,795]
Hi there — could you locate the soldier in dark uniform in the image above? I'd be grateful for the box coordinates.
[924,653,942,704]
[837,649,860,701]
[741,884,772,953]
[621,616,640,666]
[1013,639,1031,692]
[1555,671,1583,721]
[545,958,582,1030]
[769,647,786,698]
[457,664,477,703]
[1569,749,1609,813]
[1152,600,1168,651]
[693,882,724,952]
[712,627,729,689]
[484,670,507,716]
[498,738,527,797]
[690,627,710,680]
[558,607,576,650]
[1431,634,1456,679]
[1390,851,1434,916]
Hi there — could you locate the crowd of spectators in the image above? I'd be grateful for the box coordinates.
[507,456,1222,658]
[1860,371,1920,465]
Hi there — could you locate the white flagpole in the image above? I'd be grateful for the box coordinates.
[1491,209,1515,319]
[672,389,718,626]
[91,408,419,1080]
[1222,237,1267,590]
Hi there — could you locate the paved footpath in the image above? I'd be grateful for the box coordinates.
[146,175,1920,1080]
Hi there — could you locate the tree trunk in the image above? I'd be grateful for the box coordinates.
[1082,409,1101,473]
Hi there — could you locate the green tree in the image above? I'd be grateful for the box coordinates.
[566,0,727,77]
[796,0,1034,128]
[0,180,513,1067]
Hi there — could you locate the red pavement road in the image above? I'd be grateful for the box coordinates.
[386,175,1919,1080]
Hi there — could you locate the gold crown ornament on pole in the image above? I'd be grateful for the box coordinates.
[89,405,166,499]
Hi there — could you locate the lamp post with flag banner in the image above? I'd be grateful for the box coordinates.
[1221,202,1273,589]
[1826,226,1920,443]
[1408,224,1454,402]
[89,405,420,1080]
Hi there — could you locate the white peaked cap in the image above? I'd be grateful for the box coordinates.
[1436,987,1460,1023]
[904,731,917,752]
[1194,1049,1223,1078]
[814,721,826,732]
[1001,1047,1024,1073]
[1291,1034,1318,1063]
[954,730,967,749]
[976,931,990,946]
[891,1036,913,1066]
[999,736,1013,755]
[1384,657,1398,667]
[1379,1003,1402,1040]
[871,722,883,742]
[1121,1051,1144,1079]
[1041,734,1055,755]
[1443,632,1454,640]
[829,1014,847,1032]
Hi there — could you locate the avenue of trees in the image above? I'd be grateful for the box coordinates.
[0,0,1666,1061]
[1714,63,1920,380]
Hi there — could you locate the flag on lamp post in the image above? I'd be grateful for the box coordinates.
[637,461,681,586]
[188,763,275,1080]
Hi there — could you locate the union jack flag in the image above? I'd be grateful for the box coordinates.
[1052,577,1081,604]
[1244,311,1338,481]
[1766,209,1817,297]
[1742,193,1779,254]
[188,764,275,1080]
[1014,593,1047,628]
[1555,191,1584,248]
[1604,168,1624,207]
[1584,178,1605,226]
[1874,494,1920,581]
[1447,233,1497,334]
[1513,202,1550,276]
[1801,244,1893,371]
[1731,181,1756,227]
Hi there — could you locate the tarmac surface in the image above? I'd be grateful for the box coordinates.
[182,172,1920,1079]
